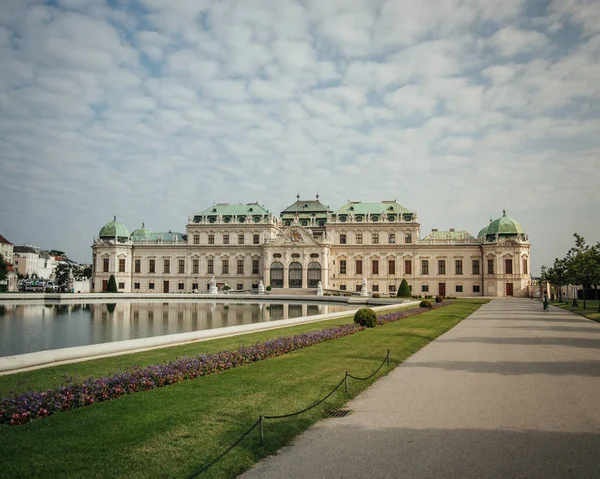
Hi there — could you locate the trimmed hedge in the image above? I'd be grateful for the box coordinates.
[397,279,411,297]
[353,308,377,328]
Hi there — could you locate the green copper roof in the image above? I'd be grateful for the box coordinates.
[99,216,130,239]
[486,210,525,236]
[335,201,412,216]
[196,202,270,216]
[281,196,331,217]
[477,220,492,239]
[130,223,153,241]
[422,230,476,241]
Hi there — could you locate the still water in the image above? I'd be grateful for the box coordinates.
[0,301,352,357]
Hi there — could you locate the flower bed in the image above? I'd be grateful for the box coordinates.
[1,325,362,426]
[377,302,451,325]
[1,302,451,426]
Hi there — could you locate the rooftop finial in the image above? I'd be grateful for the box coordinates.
[142,222,145,228]
[502,209,506,216]
[113,214,116,221]
[297,192,300,200]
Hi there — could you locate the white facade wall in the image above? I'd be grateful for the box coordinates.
[0,242,13,264]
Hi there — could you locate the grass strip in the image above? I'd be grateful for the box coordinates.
[551,299,600,322]
[0,300,486,478]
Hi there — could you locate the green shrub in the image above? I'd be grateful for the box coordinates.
[353,308,377,328]
[45,287,54,293]
[343,293,351,297]
[372,293,380,298]
[420,300,432,308]
[397,279,411,297]
[435,295,443,303]
[323,293,331,296]
[333,292,340,296]
[266,285,272,291]
[106,274,118,293]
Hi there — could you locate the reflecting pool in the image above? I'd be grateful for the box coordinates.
[0,301,352,357]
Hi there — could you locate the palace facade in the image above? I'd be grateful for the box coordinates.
[91,197,532,297]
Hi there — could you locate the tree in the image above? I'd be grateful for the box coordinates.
[106,274,118,293]
[397,279,411,298]
[54,263,71,289]
[566,234,595,310]
[82,266,92,279]
[0,253,7,284]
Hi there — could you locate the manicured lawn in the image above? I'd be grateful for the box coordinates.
[0,300,486,478]
[551,299,600,322]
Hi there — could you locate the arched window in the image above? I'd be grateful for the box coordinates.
[270,261,284,288]
[289,262,302,288]
[308,262,321,288]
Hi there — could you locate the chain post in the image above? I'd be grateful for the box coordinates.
[259,416,264,444]
[387,349,390,367]
[345,371,349,394]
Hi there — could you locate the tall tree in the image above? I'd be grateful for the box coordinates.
[397,279,411,298]
[0,253,8,284]
[106,274,118,293]
[566,234,595,310]
[54,263,71,289]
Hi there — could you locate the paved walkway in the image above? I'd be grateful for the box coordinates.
[241,299,600,478]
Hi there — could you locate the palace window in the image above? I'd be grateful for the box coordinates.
[405,259,412,275]
[472,259,480,275]
[163,259,170,274]
[223,234,229,245]
[372,284,379,292]
[438,260,446,275]
[149,259,155,273]
[134,282,140,290]
[192,282,198,291]
[422,284,429,292]
[505,259,513,274]
[340,284,346,291]
[193,259,199,274]
[179,259,185,274]
[118,282,125,289]
[356,284,362,292]
[207,259,214,274]
[253,234,260,245]
[388,260,395,275]
[473,285,480,293]
[134,259,141,273]
[523,259,528,275]
[237,283,244,290]
[103,258,109,273]
[208,234,214,245]
[488,259,494,275]
[356,233,363,244]
[372,233,379,244]
[422,260,429,275]
[119,258,126,272]
[178,282,184,290]
[405,233,412,244]
[193,234,199,245]
[222,259,229,274]
[149,282,155,290]
[388,284,396,293]
[372,259,379,275]
[340,260,347,275]
[388,233,395,244]
[238,234,245,245]
[237,259,244,274]
[356,260,363,275]
[252,259,259,274]
[340,234,347,244]
[455,260,463,275]
[456,285,463,293]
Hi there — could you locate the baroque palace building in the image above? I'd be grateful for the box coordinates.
[91,196,532,297]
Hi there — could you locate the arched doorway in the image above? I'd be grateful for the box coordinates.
[289,262,302,288]
[270,261,283,288]
[307,262,321,288]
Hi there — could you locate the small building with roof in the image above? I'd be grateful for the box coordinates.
[0,233,14,265]
[91,198,531,297]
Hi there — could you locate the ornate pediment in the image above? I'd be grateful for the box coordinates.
[269,226,322,248]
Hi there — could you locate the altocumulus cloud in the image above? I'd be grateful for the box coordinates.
[0,0,599,272]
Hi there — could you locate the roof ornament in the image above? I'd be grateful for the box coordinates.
[142,222,145,228]
[297,192,300,200]
[113,215,116,222]
[502,209,507,216]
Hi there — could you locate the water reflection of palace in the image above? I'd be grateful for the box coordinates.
[0,302,347,357]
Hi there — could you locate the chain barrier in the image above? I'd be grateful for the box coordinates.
[189,349,391,476]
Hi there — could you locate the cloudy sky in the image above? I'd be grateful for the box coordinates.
[1,0,599,273]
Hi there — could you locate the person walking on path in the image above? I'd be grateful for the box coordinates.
[543,291,549,311]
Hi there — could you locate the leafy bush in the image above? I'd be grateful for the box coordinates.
[435,295,443,303]
[333,292,340,296]
[397,279,411,297]
[323,293,331,296]
[266,285,272,292]
[419,300,432,308]
[353,308,377,328]
[372,293,380,298]
[343,293,351,297]
[106,274,118,293]
[45,287,54,293]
